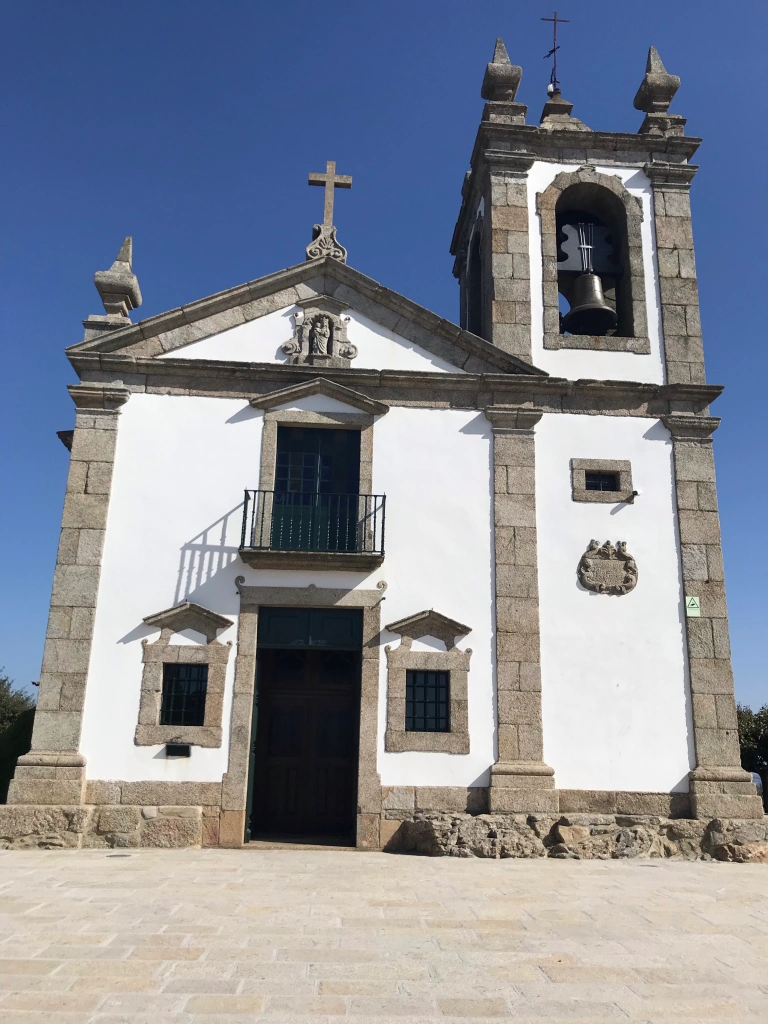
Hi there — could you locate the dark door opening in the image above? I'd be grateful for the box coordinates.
[247,607,362,846]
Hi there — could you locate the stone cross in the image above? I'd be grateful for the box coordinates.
[308,161,352,226]
[306,161,353,264]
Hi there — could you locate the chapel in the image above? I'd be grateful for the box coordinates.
[3,39,762,851]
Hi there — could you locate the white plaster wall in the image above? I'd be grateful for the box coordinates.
[527,162,665,384]
[373,408,495,788]
[80,395,495,789]
[159,306,461,373]
[536,414,694,792]
[80,395,264,781]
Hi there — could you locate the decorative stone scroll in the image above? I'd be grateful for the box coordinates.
[306,223,348,263]
[281,297,357,369]
[577,540,638,596]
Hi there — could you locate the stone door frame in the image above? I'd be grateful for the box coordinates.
[220,579,386,848]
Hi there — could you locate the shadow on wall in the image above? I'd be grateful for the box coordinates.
[645,417,697,776]
[174,503,244,612]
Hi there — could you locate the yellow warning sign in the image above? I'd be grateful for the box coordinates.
[685,596,701,617]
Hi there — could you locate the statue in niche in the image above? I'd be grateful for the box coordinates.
[281,304,358,368]
[309,314,332,355]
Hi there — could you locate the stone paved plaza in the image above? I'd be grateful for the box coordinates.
[0,849,766,1022]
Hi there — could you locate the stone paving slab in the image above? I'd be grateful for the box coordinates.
[0,849,766,1021]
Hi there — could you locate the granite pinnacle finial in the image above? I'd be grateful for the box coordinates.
[93,237,142,318]
[634,45,680,113]
[492,38,510,65]
[481,37,522,102]
[646,45,666,74]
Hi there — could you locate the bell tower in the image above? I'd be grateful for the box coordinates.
[451,39,704,383]
[452,40,763,821]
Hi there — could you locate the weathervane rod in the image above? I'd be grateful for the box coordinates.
[542,10,569,91]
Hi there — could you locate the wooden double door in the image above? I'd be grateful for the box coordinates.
[249,625,362,844]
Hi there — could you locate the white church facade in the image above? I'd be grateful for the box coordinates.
[4,41,762,850]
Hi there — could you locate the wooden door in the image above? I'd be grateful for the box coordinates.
[250,647,361,842]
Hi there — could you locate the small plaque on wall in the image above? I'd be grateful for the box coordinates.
[685,596,701,617]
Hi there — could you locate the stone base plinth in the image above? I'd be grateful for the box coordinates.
[7,752,87,806]
[0,805,209,850]
[488,761,559,814]
[689,766,764,820]
[383,812,768,861]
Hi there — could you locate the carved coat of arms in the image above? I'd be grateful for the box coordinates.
[578,540,638,596]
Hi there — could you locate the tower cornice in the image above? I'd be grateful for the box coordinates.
[451,122,701,259]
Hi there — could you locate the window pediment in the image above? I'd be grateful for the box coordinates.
[386,609,471,650]
[249,378,389,417]
[143,602,233,644]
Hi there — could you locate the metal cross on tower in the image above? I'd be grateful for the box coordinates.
[542,10,569,92]
[306,161,353,264]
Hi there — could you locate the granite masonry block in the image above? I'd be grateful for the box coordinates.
[689,658,735,695]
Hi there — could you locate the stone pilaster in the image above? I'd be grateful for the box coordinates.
[662,414,763,819]
[488,153,535,363]
[8,384,129,806]
[486,407,557,813]
[646,162,705,385]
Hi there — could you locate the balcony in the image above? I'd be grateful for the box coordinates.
[239,490,386,571]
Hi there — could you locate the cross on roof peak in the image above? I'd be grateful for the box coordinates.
[542,10,570,93]
[306,160,353,264]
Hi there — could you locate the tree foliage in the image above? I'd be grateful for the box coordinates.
[736,703,768,779]
[0,672,36,803]
[0,671,35,735]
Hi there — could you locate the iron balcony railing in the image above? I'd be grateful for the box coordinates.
[241,490,386,556]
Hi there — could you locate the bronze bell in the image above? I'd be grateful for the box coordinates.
[561,272,618,336]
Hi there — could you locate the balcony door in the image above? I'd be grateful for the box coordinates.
[272,426,360,552]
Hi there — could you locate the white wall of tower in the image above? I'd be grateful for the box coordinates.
[527,162,666,383]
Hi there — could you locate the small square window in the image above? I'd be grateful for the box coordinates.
[585,471,619,492]
[160,664,208,727]
[405,670,450,732]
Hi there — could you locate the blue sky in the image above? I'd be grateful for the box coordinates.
[1,1,766,707]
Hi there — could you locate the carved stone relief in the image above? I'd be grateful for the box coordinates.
[281,297,357,368]
[578,540,638,596]
[306,223,348,263]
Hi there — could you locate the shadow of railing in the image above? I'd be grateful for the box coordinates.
[174,504,243,607]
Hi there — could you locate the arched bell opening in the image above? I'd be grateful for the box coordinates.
[555,183,632,338]
[465,225,484,337]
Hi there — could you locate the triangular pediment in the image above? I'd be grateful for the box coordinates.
[66,257,546,377]
[249,378,389,416]
[386,609,472,649]
[143,601,233,643]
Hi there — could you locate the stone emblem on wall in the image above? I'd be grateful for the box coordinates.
[578,540,638,596]
[281,298,357,369]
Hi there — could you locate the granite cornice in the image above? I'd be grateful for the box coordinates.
[65,354,724,418]
[473,121,701,161]
[452,123,701,252]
